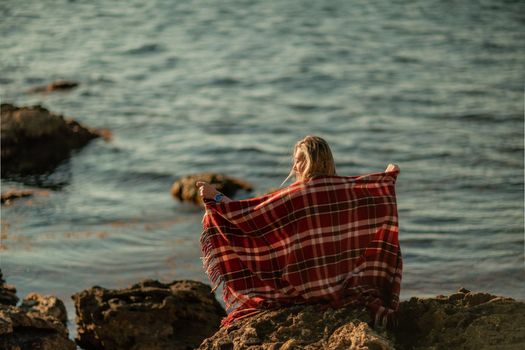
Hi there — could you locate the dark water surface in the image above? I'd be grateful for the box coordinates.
[1,0,524,335]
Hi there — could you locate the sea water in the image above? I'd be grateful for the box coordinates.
[1,0,524,335]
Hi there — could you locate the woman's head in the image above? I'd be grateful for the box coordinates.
[281,135,336,186]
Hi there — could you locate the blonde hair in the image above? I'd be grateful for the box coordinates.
[281,135,337,187]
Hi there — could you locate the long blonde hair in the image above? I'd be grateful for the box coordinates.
[281,135,337,187]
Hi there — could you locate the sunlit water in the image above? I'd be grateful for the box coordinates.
[1,0,524,337]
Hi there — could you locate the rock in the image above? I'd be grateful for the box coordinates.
[1,188,50,205]
[171,173,253,205]
[0,304,75,350]
[20,293,68,325]
[72,279,226,350]
[197,304,394,350]
[198,290,525,350]
[1,103,111,176]
[395,290,525,349]
[27,80,79,93]
[0,270,18,306]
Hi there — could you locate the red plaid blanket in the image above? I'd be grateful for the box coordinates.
[200,169,402,327]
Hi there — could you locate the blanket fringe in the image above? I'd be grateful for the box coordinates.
[200,229,243,311]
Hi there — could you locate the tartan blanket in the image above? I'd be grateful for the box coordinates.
[200,169,402,327]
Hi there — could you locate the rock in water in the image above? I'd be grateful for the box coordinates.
[171,172,253,205]
[197,304,394,350]
[27,79,79,93]
[0,103,110,176]
[0,270,18,306]
[72,279,226,350]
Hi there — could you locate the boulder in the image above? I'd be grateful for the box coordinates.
[198,289,525,350]
[0,304,76,350]
[197,304,394,350]
[72,279,226,350]
[20,293,68,325]
[171,172,253,205]
[395,288,525,349]
[1,103,111,176]
[0,270,18,306]
[27,80,79,93]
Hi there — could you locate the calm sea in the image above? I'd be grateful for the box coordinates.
[1,0,524,335]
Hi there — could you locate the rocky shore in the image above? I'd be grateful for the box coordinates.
[1,269,524,350]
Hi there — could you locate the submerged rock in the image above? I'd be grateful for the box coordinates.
[1,103,111,176]
[0,270,18,306]
[171,172,253,205]
[198,304,393,350]
[0,304,76,350]
[72,279,226,350]
[27,79,79,93]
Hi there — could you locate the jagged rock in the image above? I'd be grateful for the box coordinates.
[198,289,525,350]
[27,80,79,93]
[198,304,394,350]
[0,270,18,306]
[1,103,111,176]
[72,279,226,350]
[0,304,76,350]
[395,288,525,349]
[20,293,68,325]
[171,172,253,205]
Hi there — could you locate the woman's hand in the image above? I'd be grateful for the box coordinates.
[195,181,219,200]
[386,163,400,173]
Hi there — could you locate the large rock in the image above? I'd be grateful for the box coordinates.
[171,172,253,205]
[395,288,525,349]
[197,289,525,350]
[0,302,75,350]
[72,279,226,350]
[198,304,393,350]
[0,270,18,306]
[1,103,111,176]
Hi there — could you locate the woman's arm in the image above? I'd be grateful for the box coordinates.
[196,181,232,203]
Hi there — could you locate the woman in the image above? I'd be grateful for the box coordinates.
[196,135,402,328]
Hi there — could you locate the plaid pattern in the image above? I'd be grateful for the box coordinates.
[200,170,402,327]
